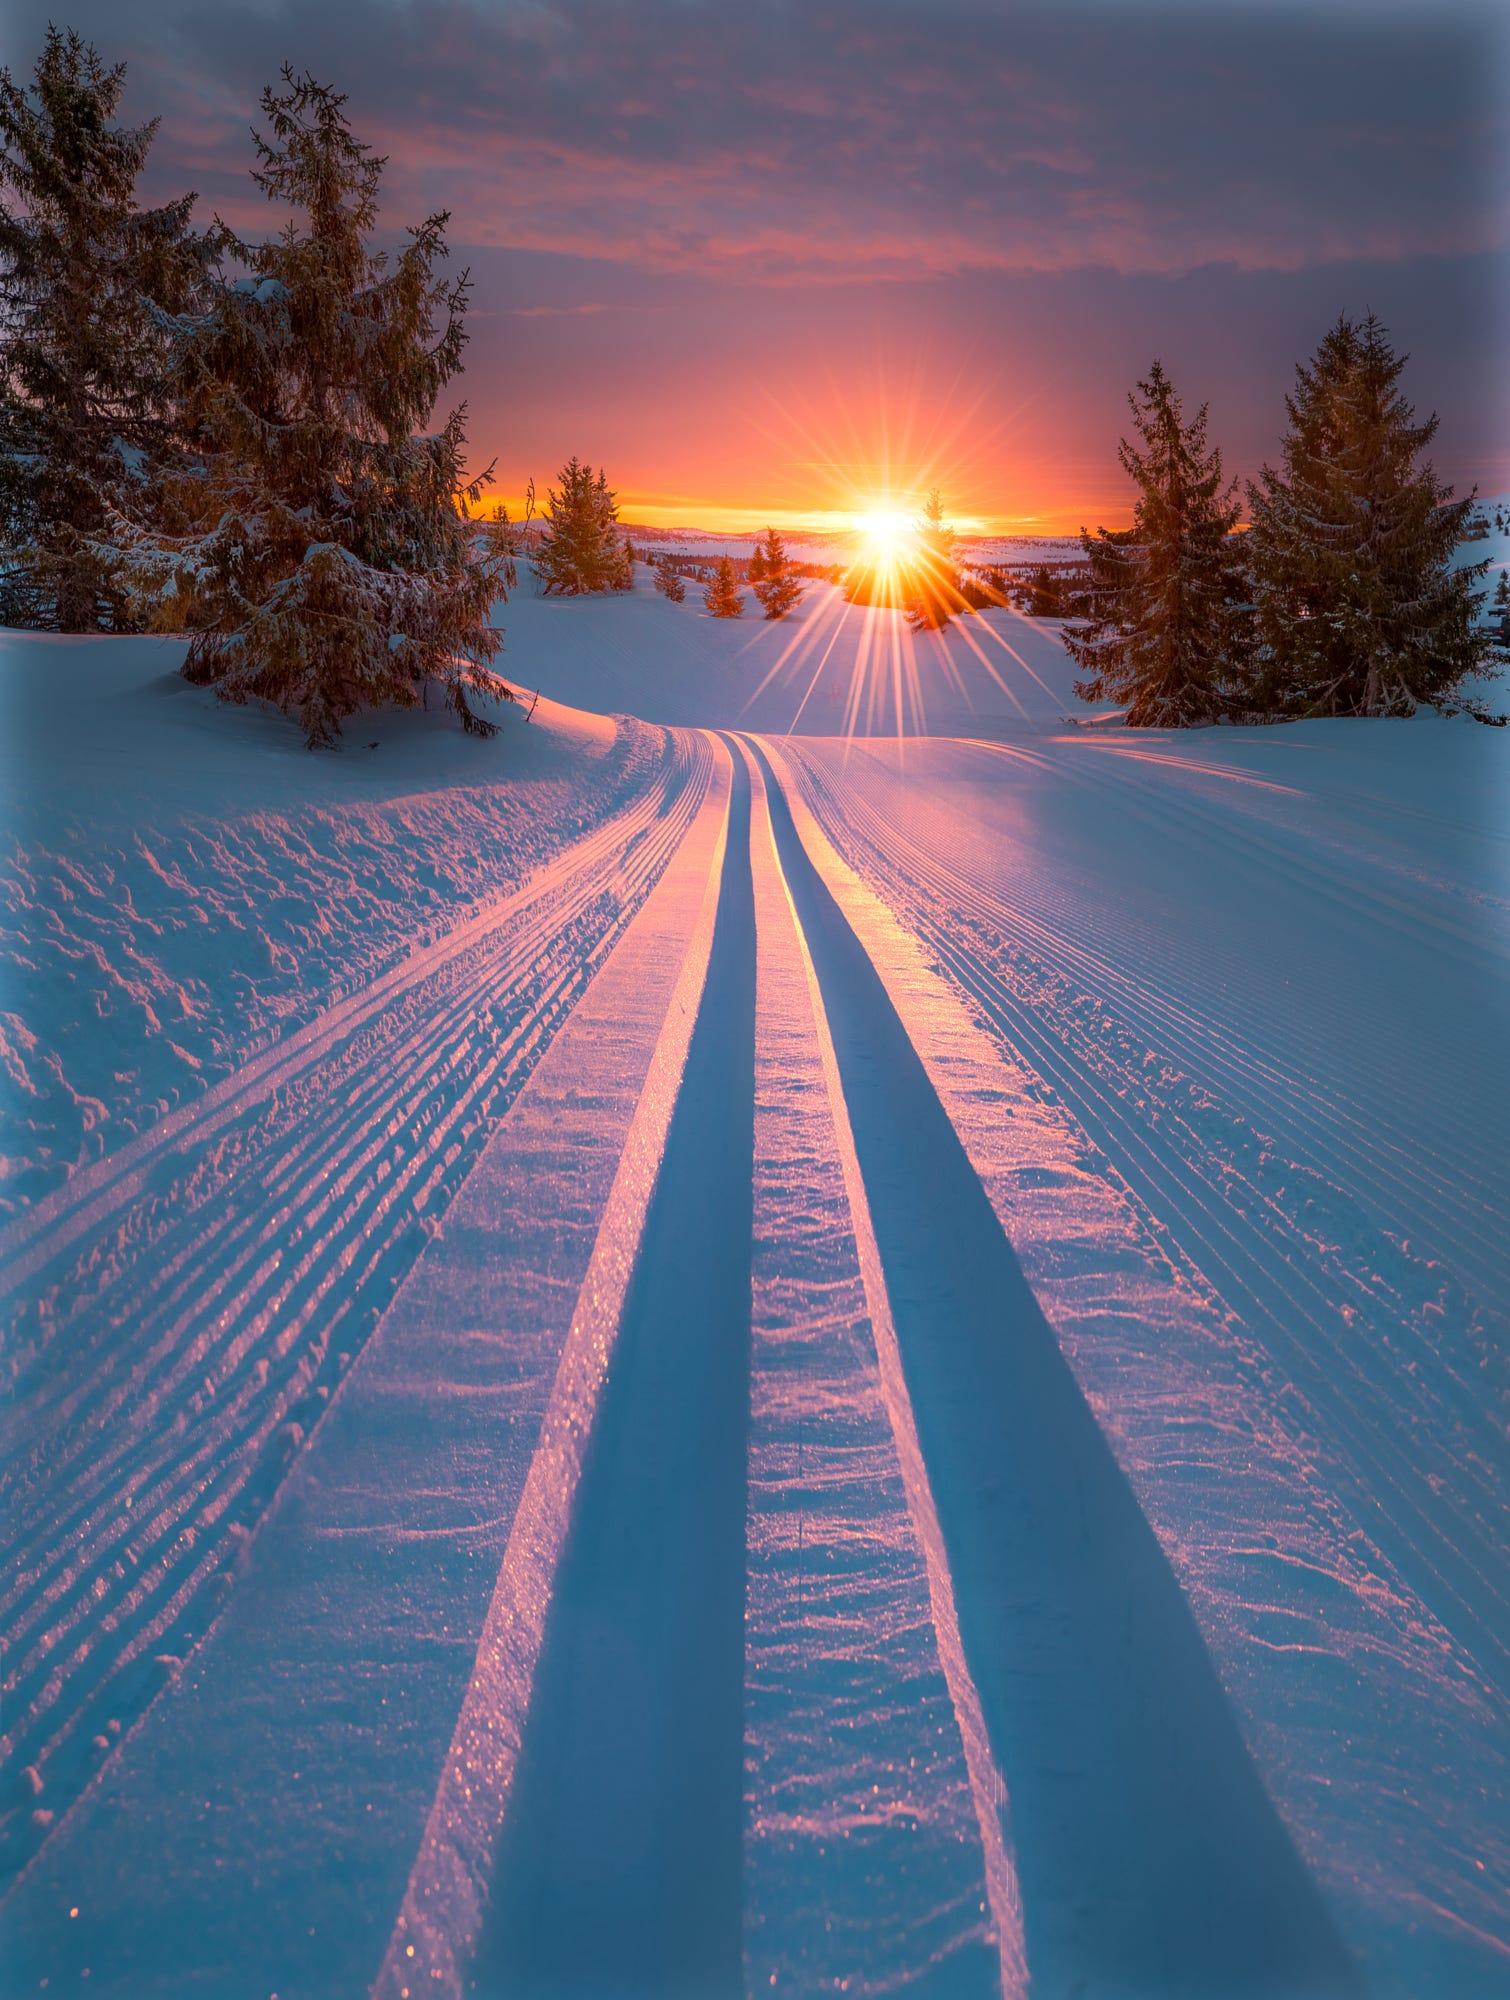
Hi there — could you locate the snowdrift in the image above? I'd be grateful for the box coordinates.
[0,630,655,1210]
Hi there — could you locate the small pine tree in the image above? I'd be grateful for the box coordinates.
[1245,313,1499,718]
[536,456,599,594]
[654,558,686,603]
[752,526,804,620]
[108,69,509,746]
[1495,569,1509,630]
[1064,362,1246,726]
[907,490,961,629]
[747,537,769,585]
[704,554,743,618]
[0,27,210,629]
[536,457,626,593]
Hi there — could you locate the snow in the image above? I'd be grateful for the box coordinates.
[496,559,1083,732]
[767,726,1509,1995]
[2,577,1507,1999]
[0,630,644,1212]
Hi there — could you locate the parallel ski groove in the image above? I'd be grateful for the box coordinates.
[0,729,715,1879]
[779,740,1510,1687]
[373,736,733,2000]
[740,739,1028,1999]
[753,736,1359,1997]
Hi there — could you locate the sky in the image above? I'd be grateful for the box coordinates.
[9,0,1507,531]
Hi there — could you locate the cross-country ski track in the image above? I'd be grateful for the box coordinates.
[4,713,1507,2000]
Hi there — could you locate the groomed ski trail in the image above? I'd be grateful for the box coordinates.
[0,727,715,1880]
[13,719,1482,1998]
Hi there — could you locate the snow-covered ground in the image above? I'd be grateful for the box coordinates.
[496,564,1083,732]
[0,631,671,1211]
[2,578,1506,1999]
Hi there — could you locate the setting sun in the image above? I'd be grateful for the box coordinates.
[856,505,914,555]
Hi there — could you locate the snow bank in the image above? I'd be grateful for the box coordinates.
[0,631,658,1210]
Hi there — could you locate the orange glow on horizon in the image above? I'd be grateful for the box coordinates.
[472,485,1148,539]
[468,352,1140,539]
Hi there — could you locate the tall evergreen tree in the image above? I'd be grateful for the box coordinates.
[703,554,743,618]
[1064,362,1246,726]
[906,489,962,629]
[0,27,209,630]
[1245,313,1498,717]
[110,70,509,745]
[752,525,803,619]
[654,556,685,603]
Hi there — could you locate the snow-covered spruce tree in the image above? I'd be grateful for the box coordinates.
[1064,362,1246,726]
[704,554,743,617]
[906,489,962,629]
[1244,313,1498,718]
[654,556,686,602]
[109,71,509,745]
[0,27,209,630]
[752,526,803,620]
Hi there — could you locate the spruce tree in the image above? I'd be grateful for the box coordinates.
[747,537,769,586]
[1245,313,1498,717]
[752,525,803,619]
[906,489,962,629]
[654,557,686,603]
[536,457,625,593]
[703,554,743,618]
[109,70,508,745]
[0,27,209,630]
[536,456,599,593]
[1064,362,1245,726]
